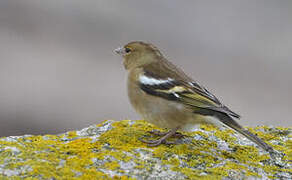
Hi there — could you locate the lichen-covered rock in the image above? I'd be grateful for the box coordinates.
[0,120,291,179]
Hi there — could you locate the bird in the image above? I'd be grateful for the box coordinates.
[114,41,274,154]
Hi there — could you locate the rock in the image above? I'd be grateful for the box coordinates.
[0,120,291,179]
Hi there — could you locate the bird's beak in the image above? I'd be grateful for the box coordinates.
[114,47,126,56]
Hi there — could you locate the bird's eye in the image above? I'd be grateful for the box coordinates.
[125,47,132,53]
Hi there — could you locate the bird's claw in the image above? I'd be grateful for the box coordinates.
[148,129,185,138]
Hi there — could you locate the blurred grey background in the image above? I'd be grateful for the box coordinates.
[0,0,291,136]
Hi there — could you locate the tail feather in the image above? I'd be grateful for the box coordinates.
[215,113,274,153]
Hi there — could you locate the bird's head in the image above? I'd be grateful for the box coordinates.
[114,41,163,70]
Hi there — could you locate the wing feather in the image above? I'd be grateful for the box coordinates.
[139,70,240,119]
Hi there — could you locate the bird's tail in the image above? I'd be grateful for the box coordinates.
[215,113,274,154]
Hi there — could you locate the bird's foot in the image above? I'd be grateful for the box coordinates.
[140,127,181,147]
[139,137,177,147]
[148,129,185,138]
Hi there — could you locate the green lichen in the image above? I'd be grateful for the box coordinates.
[0,120,291,179]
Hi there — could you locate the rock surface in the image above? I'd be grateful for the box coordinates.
[0,120,291,179]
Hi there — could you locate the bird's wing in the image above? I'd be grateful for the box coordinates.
[140,63,240,118]
[180,81,240,118]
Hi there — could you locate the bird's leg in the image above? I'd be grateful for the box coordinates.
[148,129,185,138]
[140,127,180,146]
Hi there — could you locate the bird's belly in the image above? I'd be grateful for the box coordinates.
[139,101,188,129]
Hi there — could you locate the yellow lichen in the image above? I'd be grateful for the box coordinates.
[0,120,290,179]
[104,161,120,170]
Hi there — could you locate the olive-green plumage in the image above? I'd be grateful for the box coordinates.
[115,41,274,154]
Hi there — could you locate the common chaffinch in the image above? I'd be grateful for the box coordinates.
[114,41,274,154]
